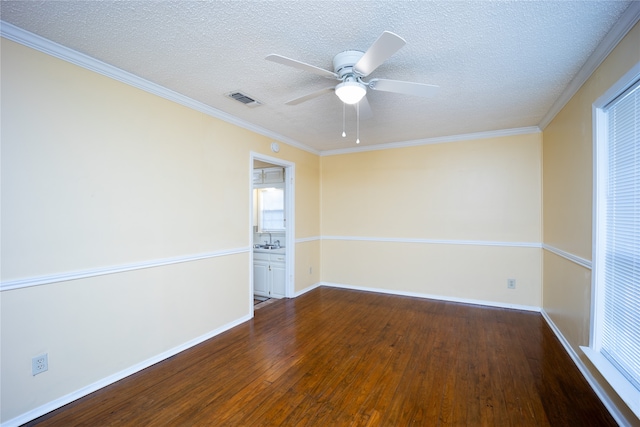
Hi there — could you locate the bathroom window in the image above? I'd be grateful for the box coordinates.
[257,187,285,232]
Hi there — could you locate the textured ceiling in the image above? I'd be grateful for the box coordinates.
[0,1,634,153]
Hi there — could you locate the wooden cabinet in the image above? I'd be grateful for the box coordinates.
[252,169,264,185]
[270,254,286,298]
[253,167,284,185]
[253,258,270,297]
[253,252,286,298]
[263,167,284,184]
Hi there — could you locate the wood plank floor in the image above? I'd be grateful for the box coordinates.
[24,287,617,426]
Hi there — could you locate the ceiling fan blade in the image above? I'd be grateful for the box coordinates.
[368,78,440,98]
[356,96,373,120]
[266,54,338,79]
[285,87,334,105]
[353,31,406,77]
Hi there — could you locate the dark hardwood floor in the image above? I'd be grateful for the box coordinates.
[24,287,617,426]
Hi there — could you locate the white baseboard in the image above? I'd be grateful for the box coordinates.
[2,313,252,427]
[540,310,632,427]
[315,283,632,424]
[293,282,322,297]
[9,284,629,427]
[321,282,540,312]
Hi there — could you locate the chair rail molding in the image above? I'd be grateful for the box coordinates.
[542,244,592,269]
[1,247,251,292]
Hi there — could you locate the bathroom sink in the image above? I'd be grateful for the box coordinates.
[254,244,284,250]
[254,244,285,255]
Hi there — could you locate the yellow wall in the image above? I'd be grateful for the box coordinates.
[290,147,322,293]
[321,133,543,308]
[0,38,320,423]
[542,22,640,424]
[3,18,638,425]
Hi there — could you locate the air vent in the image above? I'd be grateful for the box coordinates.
[226,91,262,108]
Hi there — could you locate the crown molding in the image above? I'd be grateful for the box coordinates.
[6,3,637,158]
[0,21,319,156]
[320,126,541,156]
[538,2,640,130]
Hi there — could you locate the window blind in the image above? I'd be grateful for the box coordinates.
[602,79,640,391]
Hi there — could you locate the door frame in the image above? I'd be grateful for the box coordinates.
[249,152,295,313]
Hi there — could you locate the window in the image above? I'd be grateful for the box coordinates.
[584,62,640,418]
[256,187,285,232]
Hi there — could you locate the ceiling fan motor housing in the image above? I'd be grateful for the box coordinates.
[333,50,364,79]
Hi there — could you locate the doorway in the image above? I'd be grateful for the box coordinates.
[250,152,294,312]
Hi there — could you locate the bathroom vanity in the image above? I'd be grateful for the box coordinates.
[253,247,286,299]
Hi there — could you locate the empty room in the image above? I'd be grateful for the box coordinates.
[1,1,639,426]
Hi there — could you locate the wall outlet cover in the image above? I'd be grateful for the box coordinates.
[32,353,48,376]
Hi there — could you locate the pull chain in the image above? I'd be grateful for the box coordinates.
[356,101,360,144]
[342,102,346,138]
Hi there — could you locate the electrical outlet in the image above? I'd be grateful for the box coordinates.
[32,353,48,376]
[309,266,313,275]
[507,279,516,289]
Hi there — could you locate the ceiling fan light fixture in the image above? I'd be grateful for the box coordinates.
[335,81,366,104]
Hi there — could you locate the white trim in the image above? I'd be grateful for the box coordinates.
[0,22,544,156]
[587,60,640,422]
[320,127,541,156]
[0,247,250,292]
[592,83,610,351]
[323,235,541,248]
[590,60,640,351]
[250,152,296,299]
[4,4,639,158]
[538,2,640,130]
[295,236,321,244]
[0,313,253,427]
[594,61,640,109]
[1,240,591,293]
[322,282,541,312]
[581,346,640,421]
[541,310,632,427]
[542,244,592,270]
[0,21,318,156]
[293,282,323,298]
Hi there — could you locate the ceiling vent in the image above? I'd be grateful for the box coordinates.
[227,91,262,108]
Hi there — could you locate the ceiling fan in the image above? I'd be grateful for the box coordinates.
[266,31,439,116]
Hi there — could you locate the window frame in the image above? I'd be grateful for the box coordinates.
[582,60,640,419]
[256,186,285,233]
